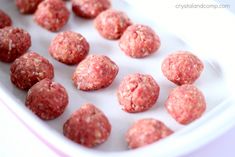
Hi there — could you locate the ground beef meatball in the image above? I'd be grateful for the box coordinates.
[16,0,43,14]
[34,0,70,32]
[119,24,161,58]
[49,31,89,65]
[126,118,173,149]
[10,52,54,90]
[0,27,31,62]
[0,10,12,28]
[117,73,160,113]
[72,0,111,19]
[72,55,118,91]
[161,51,204,85]
[94,9,131,40]
[26,78,68,120]
[165,84,206,125]
[63,103,111,147]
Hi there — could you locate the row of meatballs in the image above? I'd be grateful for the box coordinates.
[8,50,206,149]
[1,0,160,59]
[0,0,206,149]
[16,0,158,56]
[1,39,206,150]
[9,47,206,116]
[0,9,160,63]
[10,51,206,148]
[14,0,111,31]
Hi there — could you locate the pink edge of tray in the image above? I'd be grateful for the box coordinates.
[0,97,70,157]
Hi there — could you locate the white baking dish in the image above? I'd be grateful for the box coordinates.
[0,0,235,156]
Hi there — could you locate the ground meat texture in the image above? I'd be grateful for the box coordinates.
[0,10,12,29]
[16,0,43,14]
[0,27,31,63]
[94,9,131,40]
[63,104,111,147]
[10,52,54,90]
[25,78,68,120]
[161,51,204,85]
[34,0,70,32]
[117,73,160,113]
[72,0,111,19]
[119,24,161,58]
[72,55,118,91]
[49,31,89,65]
[126,119,173,149]
[165,84,206,125]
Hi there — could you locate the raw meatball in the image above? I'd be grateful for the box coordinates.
[63,104,111,147]
[119,24,161,58]
[10,52,54,90]
[0,27,31,62]
[0,10,12,28]
[49,31,89,65]
[117,73,160,113]
[16,0,43,14]
[165,84,206,125]
[72,0,111,19]
[126,118,173,149]
[26,79,68,120]
[94,9,131,40]
[161,51,204,85]
[34,0,70,32]
[72,55,118,91]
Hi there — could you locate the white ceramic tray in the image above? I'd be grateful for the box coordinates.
[1,0,235,156]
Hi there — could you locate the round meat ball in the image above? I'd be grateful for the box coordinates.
[72,0,111,19]
[63,103,111,147]
[49,31,89,65]
[161,51,204,85]
[119,24,161,58]
[126,118,173,149]
[16,0,43,14]
[165,84,206,125]
[10,52,54,90]
[117,73,160,113]
[0,27,31,62]
[26,78,68,120]
[0,10,12,29]
[34,0,70,32]
[72,55,118,91]
[94,9,131,40]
